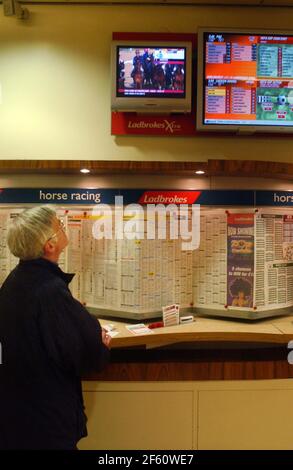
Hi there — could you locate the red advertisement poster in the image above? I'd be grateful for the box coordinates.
[227,213,254,308]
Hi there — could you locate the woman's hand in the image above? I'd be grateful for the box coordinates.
[102,328,112,348]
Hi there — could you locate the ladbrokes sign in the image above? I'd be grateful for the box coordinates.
[111,112,196,135]
[138,191,201,205]
[128,119,181,134]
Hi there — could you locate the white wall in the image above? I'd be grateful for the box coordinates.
[0,4,293,162]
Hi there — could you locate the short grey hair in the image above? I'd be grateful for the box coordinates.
[7,205,57,260]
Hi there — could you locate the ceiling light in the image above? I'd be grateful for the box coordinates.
[195,170,205,175]
[80,168,90,174]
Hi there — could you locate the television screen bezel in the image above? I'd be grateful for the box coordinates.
[196,27,293,134]
[111,39,193,113]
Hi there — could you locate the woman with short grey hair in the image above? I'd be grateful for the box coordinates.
[0,205,111,450]
[7,205,57,260]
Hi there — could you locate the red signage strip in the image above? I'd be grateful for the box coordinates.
[138,191,202,205]
[111,112,197,136]
[227,213,255,225]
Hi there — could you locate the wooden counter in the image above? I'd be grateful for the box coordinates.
[84,315,293,381]
[99,314,293,349]
[81,315,293,450]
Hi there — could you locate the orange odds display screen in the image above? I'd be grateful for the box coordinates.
[202,31,293,127]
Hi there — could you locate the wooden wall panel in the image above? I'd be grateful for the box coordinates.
[86,347,293,381]
[0,159,293,179]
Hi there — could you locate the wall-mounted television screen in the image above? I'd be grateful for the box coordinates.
[196,28,293,133]
[111,40,192,113]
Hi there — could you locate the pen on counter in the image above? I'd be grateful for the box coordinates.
[148,321,164,329]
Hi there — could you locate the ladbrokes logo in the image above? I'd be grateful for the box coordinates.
[138,191,202,205]
[128,119,181,133]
